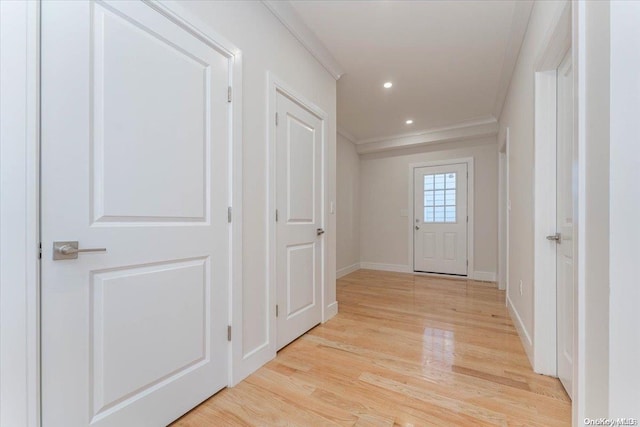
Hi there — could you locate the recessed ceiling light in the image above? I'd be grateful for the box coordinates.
[405,119,414,125]
[383,82,393,89]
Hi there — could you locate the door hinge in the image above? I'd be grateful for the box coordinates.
[275,209,279,222]
[227,325,232,341]
[38,242,42,259]
[275,112,279,126]
[276,304,279,317]
[228,206,232,223]
[227,86,232,103]
[467,215,469,223]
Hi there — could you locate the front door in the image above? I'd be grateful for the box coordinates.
[555,49,575,398]
[413,164,468,275]
[41,1,231,425]
[275,91,324,350]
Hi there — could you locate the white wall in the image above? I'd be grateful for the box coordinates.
[497,0,567,357]
[609,1,640,417]
[359,137,498,278]
[336,133,360,277]
[176,0,337,382]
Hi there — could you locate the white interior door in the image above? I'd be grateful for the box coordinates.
[555,49,574,398]
[413,164,468,275]
[41,1,230,425]
[275,91,323,350]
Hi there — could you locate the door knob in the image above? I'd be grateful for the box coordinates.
[53,241,107,260]
[415,225,420,230]
[546,233,561,243]
[316,228,325,236]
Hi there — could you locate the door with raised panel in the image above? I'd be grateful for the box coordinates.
[413,163,468,275]
[40,1,231,425]
[555,49,574,398]
[275,91,323,350]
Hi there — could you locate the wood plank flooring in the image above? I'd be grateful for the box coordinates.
[172,269,571,426]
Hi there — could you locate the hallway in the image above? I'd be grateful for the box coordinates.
[174,270,570,426]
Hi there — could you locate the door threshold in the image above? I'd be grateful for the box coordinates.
[412,271,469,281]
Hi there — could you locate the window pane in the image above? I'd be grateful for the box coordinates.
[445,189,456,206]
[434,206,445,222]
[424,174,434,191]
[424,207,434,222]
[445,206,456,222]
[424,191,434,206]
[434,190,445,205]
[446,172,456,189]
[434,174,445,190]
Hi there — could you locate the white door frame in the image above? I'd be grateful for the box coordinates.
[408,158,474,279]
[0,1,244,424]
[0,2,41,426]
[266,72,328,356]
[532,0,571,378]
[498,128,509,292]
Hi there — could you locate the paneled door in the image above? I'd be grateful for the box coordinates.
[275,91,323,350]
[555,49,575,398]
[413,164,468,275]
[40,1,231,426]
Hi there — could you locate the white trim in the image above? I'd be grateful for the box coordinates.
[359,262,411,273]
[261,1,344,80]
[493,1,534,119]
[472,271,497,283]
[497,128,510,292]
[356,117,498,154]
[0,2,40,426]
[324,302,338,321]
[507,295,534,365]
[407,157,475,280]
[266,71,329,367]
[574,1,586,423]
[532,0,571,378]
[336,263,360,279]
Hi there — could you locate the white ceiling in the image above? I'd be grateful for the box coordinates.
[287,0,532,143]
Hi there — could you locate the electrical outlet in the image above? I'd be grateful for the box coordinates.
[519,280,523,296]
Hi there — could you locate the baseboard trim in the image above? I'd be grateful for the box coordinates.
[507,295,534,367]
[336,263,360,279]
[324,301,338,322]
[472,271,497,282]
[359,262,411,273]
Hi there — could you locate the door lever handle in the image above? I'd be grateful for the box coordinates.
[546,233,561,243]
[316,228,325,236]
[53,241,107,260]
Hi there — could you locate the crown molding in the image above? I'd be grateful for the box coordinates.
[494,0,534,119]
[355,117,499,155]
[337,126,357,143]
[262,1,345,80]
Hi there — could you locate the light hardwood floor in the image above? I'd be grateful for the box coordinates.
[172,269,571,426]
